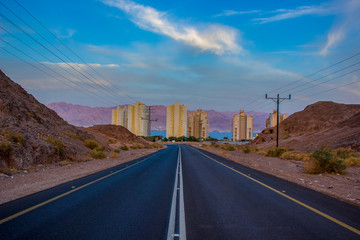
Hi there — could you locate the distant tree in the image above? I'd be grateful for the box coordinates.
[223,137,228,140]
[163,137,168,142]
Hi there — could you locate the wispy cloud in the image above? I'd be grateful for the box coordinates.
[253,5,333,24]
[214,10,261,18]
[43,62,120,69]
[102,0,241,55]
[319,0,360,55]
[53,28,77,39]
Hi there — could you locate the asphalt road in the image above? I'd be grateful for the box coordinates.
[1,144,360,240]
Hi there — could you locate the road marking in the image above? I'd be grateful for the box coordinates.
[167,146,187,240]
[191,147,360,236]
[0,154,157,225]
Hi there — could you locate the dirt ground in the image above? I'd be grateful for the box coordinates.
[190,143,360,207]
[0,148,161,204]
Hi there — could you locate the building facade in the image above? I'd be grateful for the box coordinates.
[166,101,187,138]
[188,109,209,139]
[265,110,287,128]
[111,102,150,136]
[231,110,253,141]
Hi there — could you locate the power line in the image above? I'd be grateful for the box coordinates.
[0,2,133,104]
[12,0,138,104]
[0,11,125,104]
[0,44,116,106]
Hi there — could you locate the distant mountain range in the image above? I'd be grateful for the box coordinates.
[47,102,269,132]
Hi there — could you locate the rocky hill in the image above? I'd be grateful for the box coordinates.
[0,70,94,169]
[253,101,360,151]
[47,103,268,132]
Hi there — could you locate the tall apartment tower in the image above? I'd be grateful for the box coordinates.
[231,110,253,141]
[166,101,187,138]
[265,110,287,128]
[112,102,150,136]
[188,109,209,139]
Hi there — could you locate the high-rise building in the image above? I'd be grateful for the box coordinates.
[265,110,287,128]
[166,101,187,138]
[231,110,253,141]
[112,102,150,136]
[188,109,209,139]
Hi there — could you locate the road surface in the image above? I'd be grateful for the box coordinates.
[1,145,359,239]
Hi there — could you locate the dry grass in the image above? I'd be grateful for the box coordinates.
[280,151,310,161]
[345,156,360,167]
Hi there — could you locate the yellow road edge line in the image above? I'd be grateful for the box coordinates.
[0,156,152,225]
[192,147,360,236]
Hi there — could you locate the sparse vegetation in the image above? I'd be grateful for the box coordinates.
[84,139,98,150]
[45,136,66,159]
[114,149,121,153]
[304,146,346,174]
[280,151,310,161]
[1,130,25,146]
[65,132,85,142]
[89,149,106,159]
[0,140,12,159]
[243,147,251,154]
[283,134,291,140]
[120,145,129,151]
[266,147,288,157]
[345,156,360,167]
[152,143,163,149]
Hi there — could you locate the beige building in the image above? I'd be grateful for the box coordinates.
[166,101,187,138]
[112,102,150,136]
[231,110,253,141]
[188,109,209,139]
[265,110,287,128]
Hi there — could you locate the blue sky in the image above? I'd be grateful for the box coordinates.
[0,0,359,113]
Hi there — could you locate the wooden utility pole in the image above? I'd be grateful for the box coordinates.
[265,94,291,148]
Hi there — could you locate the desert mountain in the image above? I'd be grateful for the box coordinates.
[0,70,93,169]
[47,103,268,132]
[253,101,360,151]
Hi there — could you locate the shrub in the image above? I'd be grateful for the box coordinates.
[65,132,85,142]
[345,156,360,167]
[305,147,346,174]
[152,143,163,149]
[283,134,291,140]
[107,139,116,144]
[222,145,235,151]
[335,148,354,159]
[45,136,66,159]
[114,149,121,153]
[130,144,144,149]
[84,139,98,150]
[89,149,106,159]
[266,147,288,157]
[0,140,12,158]
[2,130,25,145]
[120,145,129,151]
[243,147,251,154]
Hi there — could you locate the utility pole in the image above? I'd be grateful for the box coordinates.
[142,106,158,137]
[265,94,291,148]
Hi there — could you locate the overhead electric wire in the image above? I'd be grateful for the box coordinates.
[0,2,133,104]
[12,0,138,103]
[0,42,117,106]
[0,11,125,104]
[241,52,360,112]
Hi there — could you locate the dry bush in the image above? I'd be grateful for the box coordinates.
[110,151,119,158]
[120,145,129,151]
[84,139,98,150]
[1,130,25,146]
[45,136,66,159]
[152,143,163,149]
[89,149,106,159]
[280,151,310,161]
[345,156,360,167]
[266,147,288,157]
[304,147,346,174]
[0,140,12,159]
[65,132,85,142]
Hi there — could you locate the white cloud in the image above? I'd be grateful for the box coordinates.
[319,0,360,55]
[214,10,261,17]
[53,28,77,39]
[102,0,241,55]
[42,62,120,69]
[253,5,333,24]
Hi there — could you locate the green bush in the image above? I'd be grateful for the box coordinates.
[45,136,66,159]
[114,149,120,153]
[266,147,288,157]
[2,130,25,145]
[243,147,251,154]
[95,146,105,152]
[89,149,106,159]
[0,140,12,158]
[120,145,129,151]
[335,148,354,159]
[84,139,98,150]
[305,147,346,174]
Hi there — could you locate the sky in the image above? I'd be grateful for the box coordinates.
[0,0,359,114]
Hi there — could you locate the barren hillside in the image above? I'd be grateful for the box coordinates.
[253,101,360,151]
